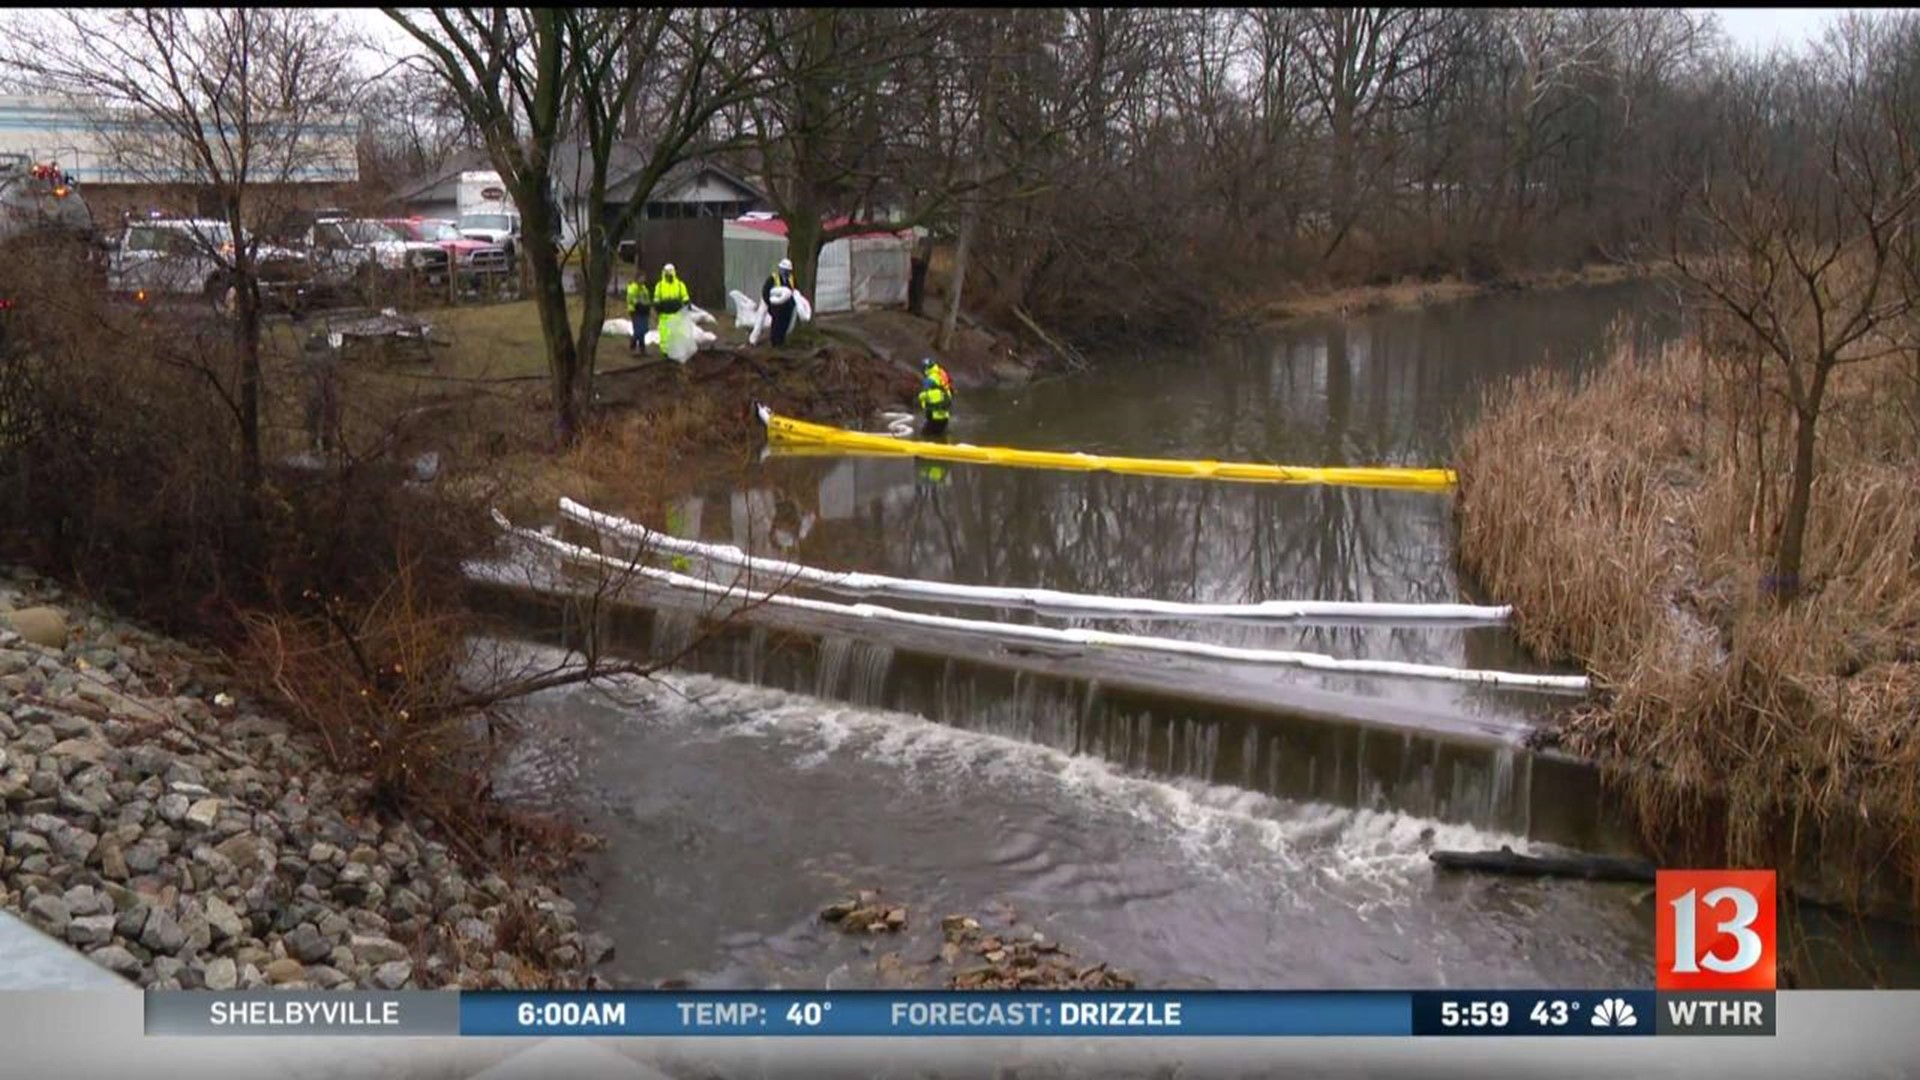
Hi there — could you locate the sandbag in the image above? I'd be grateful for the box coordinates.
[794,292,812,323]
[601,317,634,338]
[688,304,717,327]
[748,310,770,346]
[729,290,762,329]
[658,311,716,363]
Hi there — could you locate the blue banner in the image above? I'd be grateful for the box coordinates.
[460,991,1411,1037]
[457,990,1680,1038]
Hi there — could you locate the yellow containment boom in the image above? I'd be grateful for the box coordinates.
[754,404,1458,492]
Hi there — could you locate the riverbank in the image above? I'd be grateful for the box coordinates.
[0,568,606,989]
[1229,260,1651,326]
[1454,330,1920,917]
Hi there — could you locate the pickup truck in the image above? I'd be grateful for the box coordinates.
[304,217,452,295]
[105,217,310,312]
[384,217,510,281]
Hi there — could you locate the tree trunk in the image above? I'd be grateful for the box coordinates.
[787,188,824,309]
[519,181,583,446]
[936,18,998,352]
[936,203,976,352]
[1771,401,1821,602]
[907,234,931,317]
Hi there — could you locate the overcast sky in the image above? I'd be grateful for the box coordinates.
[340,8,1869,64]
[1707,7,1863,53]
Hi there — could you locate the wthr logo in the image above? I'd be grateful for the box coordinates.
[1655,870,1776,991]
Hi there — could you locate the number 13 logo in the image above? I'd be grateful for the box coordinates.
[1655,870,1776,990]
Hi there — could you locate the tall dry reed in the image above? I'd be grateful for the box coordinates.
[1456,324,1920,919]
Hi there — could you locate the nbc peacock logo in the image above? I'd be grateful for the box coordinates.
[1590,997,1638,1028]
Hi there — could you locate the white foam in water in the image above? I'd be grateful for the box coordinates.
[543,656,1537,894]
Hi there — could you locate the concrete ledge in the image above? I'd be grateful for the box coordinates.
[0,909,130,989]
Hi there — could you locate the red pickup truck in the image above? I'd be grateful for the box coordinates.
[383,218,510,281]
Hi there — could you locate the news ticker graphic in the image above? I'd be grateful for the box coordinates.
[134,869,1781,1041]
[140,989,1777,1038]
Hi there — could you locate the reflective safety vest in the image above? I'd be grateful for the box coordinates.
[925,363,953,394]
[625,280,649,312]
[767,269,795,293]
[653,273,689,313]
[918,383,952,421]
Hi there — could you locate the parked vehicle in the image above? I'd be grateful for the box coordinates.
[456,209,521,262]
[304,215,451,293]
[106,215,310,312]
[0,157,108,323]
[383,217,510,280]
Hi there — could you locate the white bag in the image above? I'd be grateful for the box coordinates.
[601,317,634,338]
[729,290,762,329]
[748,310,769,345]
[794,292,812,323]
[688,304,717,327]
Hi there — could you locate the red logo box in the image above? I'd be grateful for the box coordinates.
[1655,870,1776,990]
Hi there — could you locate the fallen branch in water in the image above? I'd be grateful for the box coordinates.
[1430,845,1656,883]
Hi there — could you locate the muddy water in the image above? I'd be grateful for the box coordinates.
[505,282,1920,988]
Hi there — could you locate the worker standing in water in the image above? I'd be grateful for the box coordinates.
[917,376,953,437]
[652,262,690,355]
[921,355,954,395]
[624,270,651,354]
[763,257,799,347]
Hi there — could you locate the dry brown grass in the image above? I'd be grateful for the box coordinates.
[1456,325,1920,918]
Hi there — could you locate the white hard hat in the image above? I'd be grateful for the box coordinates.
[778,258,792,271]
[663,262,675,273]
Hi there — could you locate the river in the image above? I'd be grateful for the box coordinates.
[493,281,1915,989]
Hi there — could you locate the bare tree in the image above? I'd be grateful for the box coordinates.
[384,6,763,446]
[1667,24,1920,600]
[1,8,362,495]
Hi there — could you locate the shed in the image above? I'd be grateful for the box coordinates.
[723,221,788,306]
[731,217,912,314]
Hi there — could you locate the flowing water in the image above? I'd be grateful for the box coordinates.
[494,282,1916,988]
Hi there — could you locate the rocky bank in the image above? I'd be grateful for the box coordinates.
[0,568,605,990]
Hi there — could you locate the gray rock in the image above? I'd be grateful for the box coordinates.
[16,726,55,754]
[349,934,409,965]
[371,960,413,990]
[182,798,221,830]
[213,832,272,875]
[114,904,150,940]
[50,826,97,863]
[65,914,116,946]
[140,910,187,954]
[151,956,187,987]
[307,964,351,990]
[581,933,616,966]
[26,893,71,933]
[455,918,493,947]
[316,910,352,942]
[7,830,50,855]
[98,841,130,881]
[63,884,109,917]
[56,788,103,817]
[203,895,245,941]
[88,945,143,978]
[45,712,98,739]
[283,922,332,964]
[123,839,167,874]
[307,842,341,865]
[201,956,238,990]
[155,793,190,824]
[176,904,211,954]
[47,738,110,767]
[0,775,27,803]
[125,746,171,779]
